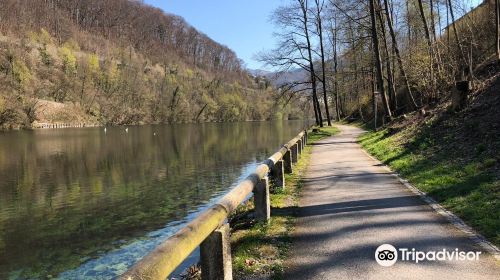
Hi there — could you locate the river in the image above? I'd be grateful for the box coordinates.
[0,121,306,279]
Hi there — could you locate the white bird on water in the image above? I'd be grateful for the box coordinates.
[125,127,129,133]
[104,127,107,133]
[153,132,157,136]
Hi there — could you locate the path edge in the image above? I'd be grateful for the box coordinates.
[354,131,500,261]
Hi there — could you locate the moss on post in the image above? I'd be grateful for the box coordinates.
[270,160,285,191]
[200,223,233,280]
[283,150,293,174]
[291,143,298,164]
[253,176,270,222]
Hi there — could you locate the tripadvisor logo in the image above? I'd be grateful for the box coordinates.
[375,244,482,267]
[375,244,398,266]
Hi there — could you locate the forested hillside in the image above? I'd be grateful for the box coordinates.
[0,0,302,129]
[260,0,497,127]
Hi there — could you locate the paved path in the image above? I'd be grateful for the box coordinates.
[286,125,499,280]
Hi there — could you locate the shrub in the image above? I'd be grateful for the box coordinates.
[60,46,77,74]
[12,58,31,86]
[38,45,52,66]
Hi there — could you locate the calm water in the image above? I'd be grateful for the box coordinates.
[0,121,306,279]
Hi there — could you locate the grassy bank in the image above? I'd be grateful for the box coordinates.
[230,126,339,280]
[359,123,499,246]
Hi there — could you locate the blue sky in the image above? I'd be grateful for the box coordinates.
[144,0,285,70]
[144,0,483,71]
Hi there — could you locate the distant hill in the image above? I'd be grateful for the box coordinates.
[249,68,309,88]
[0,0,303,129]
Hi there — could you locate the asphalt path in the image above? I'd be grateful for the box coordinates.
[285,125,499,280]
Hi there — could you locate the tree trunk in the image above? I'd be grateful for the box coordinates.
[300,0,323,127]
[383,0,418,110]
[312,94,320,125]
[429,0,437,42]
[406,0,412,54]
[447,0,468,69]
[376,2,396,112]
[417,0,435,100]
[348,20,360,119]
[497,0,500,61]
[315,0,332,126]
[369,0,392,120]
[430,0,443,78]
[371,66,377,130]
[332,16,341,121]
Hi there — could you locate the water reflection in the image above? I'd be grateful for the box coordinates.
[0,121,304,279]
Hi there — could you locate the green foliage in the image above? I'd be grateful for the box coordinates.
[483,158,497,169]
[39,29,53,45]
[38,45,52,66]
[12,58,31,86]
[185,68,194,78]
[88,54,100,74]
[0,28,300,128]
[29,28,53,45]
[107,60,119,84]
[63,39,80,52]
[59,46,77,74]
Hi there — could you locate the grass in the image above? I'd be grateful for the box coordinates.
[359,127,500,247]
[230,126,339,279]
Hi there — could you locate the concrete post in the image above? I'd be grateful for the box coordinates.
[291,143,298,164]
[270,160,285,191]
[200,223,233,280]
[283,149,293,174]
[297,139,302,155]
[253,176,270,222]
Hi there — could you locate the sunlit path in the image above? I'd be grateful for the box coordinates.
[286,125,499,280]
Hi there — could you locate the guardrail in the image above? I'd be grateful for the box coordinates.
[120,129,310,280]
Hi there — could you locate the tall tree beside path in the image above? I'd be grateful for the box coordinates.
[382,0,418,109]
[416,0,436,99]
[299,0,324,127]
[257,0,325,126]
[314,0,332,126]
[496,0,500,61]
[369,0,392,120]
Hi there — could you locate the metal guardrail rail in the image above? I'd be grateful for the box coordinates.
[120,129,309,280]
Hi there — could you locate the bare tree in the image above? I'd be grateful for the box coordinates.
[300,0,324,126]
[382,0,418,109]
[314,0,332,125]
[369,0,392,119]
[447,0,468,71]
[416,0,436,99]
[330,12,341,121]
[497,0,500,61]
[259,0,324,126]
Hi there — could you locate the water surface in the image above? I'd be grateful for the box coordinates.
[0,121,305,279]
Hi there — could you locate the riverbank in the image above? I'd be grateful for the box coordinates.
[1,98,304,131]
[229,126,339,280]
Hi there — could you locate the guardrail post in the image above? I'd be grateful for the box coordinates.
[253,176,270,222]
[291,143,298,164]
[270,160,285,190]
[297,139,302,155]
[200,223,233,280]
[283,149,293,174]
